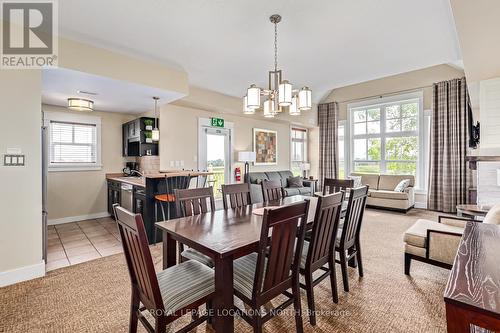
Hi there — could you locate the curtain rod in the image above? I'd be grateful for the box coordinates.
[334,84,433,104]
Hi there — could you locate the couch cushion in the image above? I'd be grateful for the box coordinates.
[287,176,304,188]
[278,170,294,180]
[483,202,500,225]
[370,190,408,200]
[284,187,301,196]
[350,173,379,190]
[403,219,464,248]
[266,171,285,187]
[249,172,268,184]
[298,187,312,195]
[379,174,415,191]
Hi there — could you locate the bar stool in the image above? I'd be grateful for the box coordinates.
[153,175,190,243]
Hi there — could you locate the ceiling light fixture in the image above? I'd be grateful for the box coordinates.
[67,98,94,111]
[152,97,160,142]
[243,14,312,117]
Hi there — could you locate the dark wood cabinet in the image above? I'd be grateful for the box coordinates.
[133,187,146,216]
[107,180,121,218]
[122,117,159,157]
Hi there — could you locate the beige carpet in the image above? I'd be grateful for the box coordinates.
[0,208,449,333]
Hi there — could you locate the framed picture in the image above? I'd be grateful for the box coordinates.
[253,128,277,165]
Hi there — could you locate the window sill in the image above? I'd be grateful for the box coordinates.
[48,165,103,172]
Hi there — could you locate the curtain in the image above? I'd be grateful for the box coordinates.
[428,78,471,213]
[318,102,339,190]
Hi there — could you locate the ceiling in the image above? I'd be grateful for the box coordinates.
[42,68,182,113]
[57,0,462,102]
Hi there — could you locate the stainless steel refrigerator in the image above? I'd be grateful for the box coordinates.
[42,123,48,262]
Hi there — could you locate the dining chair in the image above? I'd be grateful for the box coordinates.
[299,191,345,325]
[233,200,310,333]
[112,204,215,333]
[221,183,252,209]
[174,187,216,267]
[261,179,284,202]
[153,175,191,243]
[323,178,354,195]
[335,186,369,292]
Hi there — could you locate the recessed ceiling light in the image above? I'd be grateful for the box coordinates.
[68,98,94,112]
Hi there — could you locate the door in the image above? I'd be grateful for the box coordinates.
[199,126,232,198]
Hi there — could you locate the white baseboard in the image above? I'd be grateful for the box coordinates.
[414,202,428,209]
[0,260,45,287]
[48,211,111,225]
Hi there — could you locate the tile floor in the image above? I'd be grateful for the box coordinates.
[46,217,123,271]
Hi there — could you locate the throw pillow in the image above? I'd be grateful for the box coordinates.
[483,202,500,225]
[394,179,411,192]
[287,176,304,188]
[349,176,362,188]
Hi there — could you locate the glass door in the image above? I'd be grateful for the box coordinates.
[199,127,231,198]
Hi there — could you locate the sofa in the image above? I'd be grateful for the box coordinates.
[247,170,313,203]
[350,173,415,212]
[403,203,500,274]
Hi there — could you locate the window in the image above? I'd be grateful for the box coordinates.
[291,127,308,176]
[349,92,423,187]
[44,112,102,171]
[338,121,346,179]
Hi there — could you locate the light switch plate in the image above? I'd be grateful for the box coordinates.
[3,154,25,166]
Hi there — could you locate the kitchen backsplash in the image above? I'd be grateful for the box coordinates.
[137,156,160,174]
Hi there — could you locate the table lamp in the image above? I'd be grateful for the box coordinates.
[301,162,311,179]
[238,151,256,183]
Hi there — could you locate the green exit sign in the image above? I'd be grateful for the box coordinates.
[211,117,225,128]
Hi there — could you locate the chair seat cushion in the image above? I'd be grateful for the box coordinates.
[403,219,464,248]
[233,253,266,300]
[155,194,176,202]
[157,260,214,313]
[369,190,408,200]
[181,248,214,267]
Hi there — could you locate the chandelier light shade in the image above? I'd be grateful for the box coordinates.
[278,80,292,106]
[298,87,312,110]
[67,98,94,111]
[242,14,311,117]
[243,96,255,114]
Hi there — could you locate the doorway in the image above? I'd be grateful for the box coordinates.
[198,119,233,198]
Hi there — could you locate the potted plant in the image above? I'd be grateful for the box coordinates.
[144,119,154,131]
[144,131,153,143]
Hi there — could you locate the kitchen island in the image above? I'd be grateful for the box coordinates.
[106,171,212,244]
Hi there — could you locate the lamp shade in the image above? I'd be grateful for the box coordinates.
[263,99,275,118]
[298,87,312,110]
[152,128,160,141]
[238,151,256,163]
[68,98,94,111]
[243,95,255,114]
[278,80,292,106]
[289,95,300,116]
[247,84,261,109]
[301,162,311,171]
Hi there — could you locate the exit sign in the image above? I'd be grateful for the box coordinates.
[211,117,225,128]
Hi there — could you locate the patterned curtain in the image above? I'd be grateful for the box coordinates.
[428,77,471,213]
[318,102,339,190]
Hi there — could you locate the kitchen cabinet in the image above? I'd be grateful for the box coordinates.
[133,187,146,216]
[122,117,159,157]
[107,180,121,218]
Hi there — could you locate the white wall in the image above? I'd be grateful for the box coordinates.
[0,70,44,286]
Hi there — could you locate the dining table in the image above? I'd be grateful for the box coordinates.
[155,195,348,333]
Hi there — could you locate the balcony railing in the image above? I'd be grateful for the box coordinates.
[207,165,225,198]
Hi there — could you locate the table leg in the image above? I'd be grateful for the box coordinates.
[162,230,176,269]
[213,256,234,333]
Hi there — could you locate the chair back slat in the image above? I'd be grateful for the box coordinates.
[307,192,345,267]
[261,180,284,202]
[339,186,368,248]
[221,183,252,209]
[253,201,309,303]
[175,187,215,217]
[164,175,191,195]
[323,178,354,195]
[113,204,164,311]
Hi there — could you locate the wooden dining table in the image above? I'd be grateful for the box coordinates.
[155,195,347,333]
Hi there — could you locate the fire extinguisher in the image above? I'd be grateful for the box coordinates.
[235,167,241,182]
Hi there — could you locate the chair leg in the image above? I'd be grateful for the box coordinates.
[129,288,140,333]
[404,253,412,275]
[154,317,166,333]
[328,255,339,304]
[292,278,304,333]
[252,309,262,333]
[356,241,364,277]
[339,250,350,292]
[304,272,316,325]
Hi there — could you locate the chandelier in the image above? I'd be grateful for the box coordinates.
[243,14,312,117]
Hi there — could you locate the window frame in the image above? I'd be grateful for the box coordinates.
[44,111,102,172]
[348,91,425,190]
[290,126,308,175]
[338,120,347,179]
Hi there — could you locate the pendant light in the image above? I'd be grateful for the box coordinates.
[152,97,160,142]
